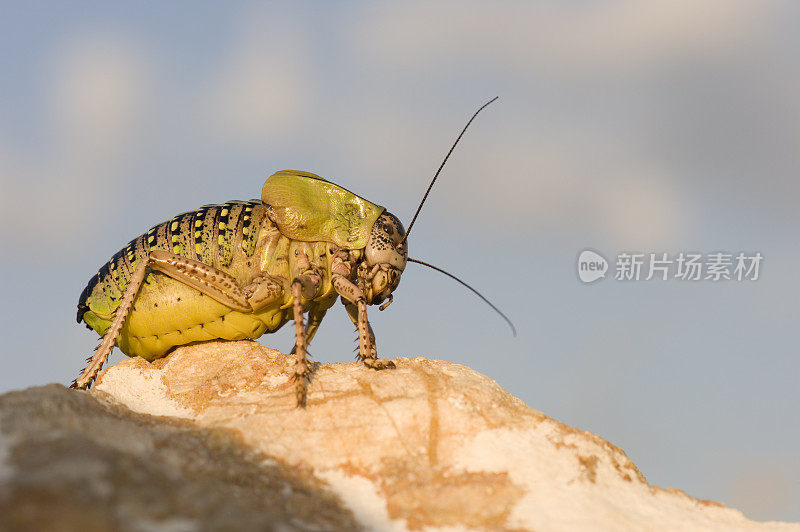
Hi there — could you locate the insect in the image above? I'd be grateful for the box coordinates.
[72,97,515,406]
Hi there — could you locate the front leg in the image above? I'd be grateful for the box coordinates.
[332,258,394,370]
[342,300,394,369]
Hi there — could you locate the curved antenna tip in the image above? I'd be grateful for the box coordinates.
[400,97,500,247]
[408,257,517,337]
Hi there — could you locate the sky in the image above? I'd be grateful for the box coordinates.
[1,0,799,522]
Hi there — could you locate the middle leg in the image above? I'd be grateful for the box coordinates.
[290,247,324,406]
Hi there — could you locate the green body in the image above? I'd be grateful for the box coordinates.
[263,170,383,249]
[78,171,384,361]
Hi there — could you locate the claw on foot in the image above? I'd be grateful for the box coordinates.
[69,371,96,390]
[362,358,396,370]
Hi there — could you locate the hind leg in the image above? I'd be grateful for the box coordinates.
[72,251,285,389]
[71,258,149,389]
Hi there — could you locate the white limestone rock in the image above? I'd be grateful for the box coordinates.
[90,340,799,531]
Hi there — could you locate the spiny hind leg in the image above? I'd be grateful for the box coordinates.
[71,251,284,390]
[150,250,286,311]
[71,257,149,389]
[147,250,251,311]
[141,250,287,312]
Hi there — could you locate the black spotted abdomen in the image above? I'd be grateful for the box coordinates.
[76,200,292,360]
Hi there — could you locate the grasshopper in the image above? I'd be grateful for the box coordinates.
[72,98,514,405]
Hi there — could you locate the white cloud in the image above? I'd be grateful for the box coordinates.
[339,106,444,179]
[351,0,774,76]
[50,35,147,168]
[599,170,686,249]
[203,6,312,146]
[457,130,687,246]
[0,8,315,251]
[327,106,687,246]
[0,33,149,248]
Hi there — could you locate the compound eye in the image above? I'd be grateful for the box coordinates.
[366,212,407,270]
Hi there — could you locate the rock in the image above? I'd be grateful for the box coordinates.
[2,340,798,531]
[0,383,359,531]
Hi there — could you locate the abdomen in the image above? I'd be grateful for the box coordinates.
[77,200,290,361]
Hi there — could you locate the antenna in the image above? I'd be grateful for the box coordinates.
[399,96,499,247]
[407,257,517,337]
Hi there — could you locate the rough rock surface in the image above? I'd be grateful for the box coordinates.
[0,382,359,532]
[2,340,798,531]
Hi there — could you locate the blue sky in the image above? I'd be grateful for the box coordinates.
[1,1,799,521]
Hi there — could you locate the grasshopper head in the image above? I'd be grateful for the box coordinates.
[359,211,407,305]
